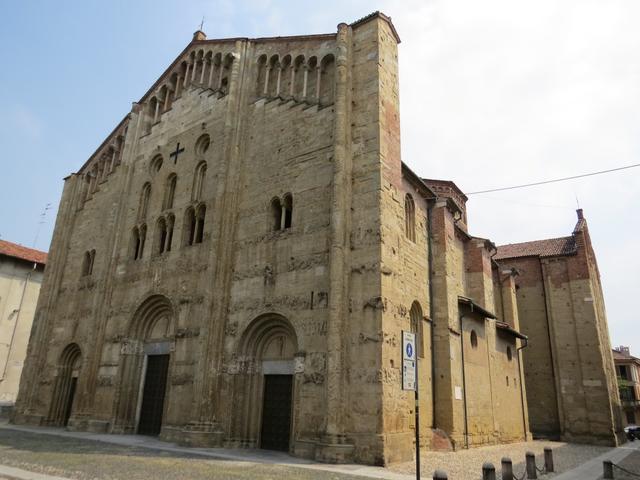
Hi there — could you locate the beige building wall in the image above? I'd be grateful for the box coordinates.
[0,255,45,406]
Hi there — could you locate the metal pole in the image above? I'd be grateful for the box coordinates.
[482,462,496,480]
[544,448,554,473]
[501,458,513,480]
[603,460,614,479]
[416,356,420,480]
[526,452,537,479]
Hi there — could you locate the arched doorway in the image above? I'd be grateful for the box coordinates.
[112,295,174,436]
[232,314,299,451]
[47,343,82,426]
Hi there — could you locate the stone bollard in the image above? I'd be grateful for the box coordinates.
[433,469,448,479]
[501,457,513,480]
[544,447,554,473]
[603,460,614,479]
[526,451,537,479]
[482,462,497,480]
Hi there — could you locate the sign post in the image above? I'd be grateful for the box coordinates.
[402,331,420,480]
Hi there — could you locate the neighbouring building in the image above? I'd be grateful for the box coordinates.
[613,346,640,426]
[0,240,47,415]
[495,211,624,445]
[12,11,620,465]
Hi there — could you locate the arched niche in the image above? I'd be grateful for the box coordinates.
[112,295,175,435]
[47,343,82,427]
[228,314,302,452]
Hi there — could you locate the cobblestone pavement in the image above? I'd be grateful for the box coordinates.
[389,440,616,480]
[612,449,640,479]
[0,429,371,480]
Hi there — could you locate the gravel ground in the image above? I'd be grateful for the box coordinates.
[389,440,615,480]
[0,429,370,480]
[612,450,640,479]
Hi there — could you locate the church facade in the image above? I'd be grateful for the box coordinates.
[13,12,620,465]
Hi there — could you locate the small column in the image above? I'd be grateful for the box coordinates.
[280,203,286,230]
[200,60,206,84]
[191,61,197,82]
[263,66,271,95]
[110,149,117,172]
[175,75,182,98]
[315,65,321,101]
[208,61,215,88]
[275,65,282,96]
[183,66,190,87]
[302,66,309,99]
[289,65,295,97]
[153,100,160,123]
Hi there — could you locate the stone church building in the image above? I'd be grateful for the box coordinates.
[13,12,622,465]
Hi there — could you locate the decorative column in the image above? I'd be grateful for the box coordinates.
[275,64,282,96]
[315,65,322,102]
[208,61,215,88]
[200,60,206,84]
[183,65,190,88]
[191,61,197,82]
[302,66,309,99]
[263,66,271,96]
[153,99,160,123]
[289,65,295,97]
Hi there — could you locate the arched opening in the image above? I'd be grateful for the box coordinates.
[410,301,424,359]
[139,183,152,221]
[230,314,299,451]
[195,204,206,244]
[293,55,305,100]
[156,217,168,255]
[405,193,416,242]
[319,54,335,105]
[280,55,292,97]
[306,57,318,101]
[184,207,196,246]
[192,161,207,201]
[255,55,267,97]
[166,214,175,252]
[470,330,478,349]
[267,55,280,97]
[283,193,293,229]
[163,174,177,210]
[113,295,174,436]
[47,343,82,427]
[81,251,92,277]
[132,227,141,260]
[271,197,282,231]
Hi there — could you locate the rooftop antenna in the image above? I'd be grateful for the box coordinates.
[575,193,580,209]
[199,16,205,31]
[33,203,52,249]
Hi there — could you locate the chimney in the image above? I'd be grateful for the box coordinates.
[620,346,630,356]
[576,208,584,220]
[193,30,206,41]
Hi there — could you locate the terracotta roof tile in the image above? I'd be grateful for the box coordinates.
[495,236,576,260]
[0,240,47,265]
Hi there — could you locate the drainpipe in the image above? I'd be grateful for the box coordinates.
[426,198,437,429]
[517,336,529,439]
[1,262,36,381]
[459,309,469,449]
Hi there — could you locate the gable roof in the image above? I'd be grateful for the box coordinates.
[495,236,577,260]
[0,240,47,265]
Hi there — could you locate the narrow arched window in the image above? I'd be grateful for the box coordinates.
[184,207,196,246]
[410,301,424,359]
[271,198,282,231]
[139,224,147,258]
[139,183,151,220]
[195,204,206,244]
[405,193,416,242]
[470,330,478,349]
[89,249,96,275]
[157,217,168,255]
[283,194,293,229]
[166,214,175,252]
[163,174,177,210]
[192,162,207,201]
[132,227,140,260]
[81,251,92,277]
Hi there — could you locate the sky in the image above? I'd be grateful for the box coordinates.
[1,1,638,350]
